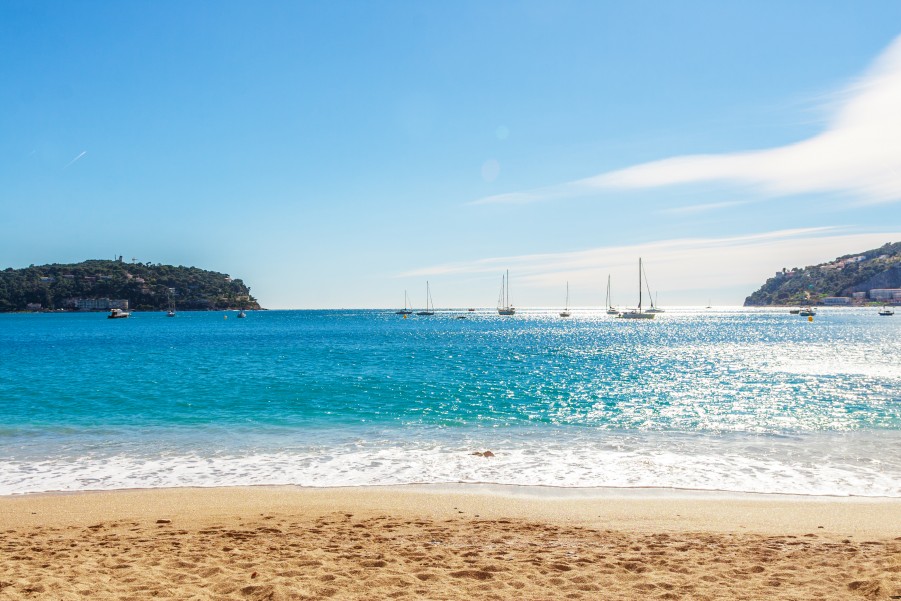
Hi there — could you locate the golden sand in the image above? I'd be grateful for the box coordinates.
[1,485,899,600]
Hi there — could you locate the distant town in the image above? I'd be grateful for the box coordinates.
[744,241,900,306]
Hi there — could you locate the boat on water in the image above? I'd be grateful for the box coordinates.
[395,290,413,315]
[497,270,515,315]
[237,309,246,318]
[617,258,656,320]
[878,306,895,316]
[789,308,801,314]
[416,282,435,316]
[642,266,664,313]
[166,292,176,317]
[799,307,816,317]
[559,282,571,318]
[605,275,619,315]
[108,308,130,319]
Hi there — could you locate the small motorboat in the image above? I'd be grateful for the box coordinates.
[789,308,800,314]
[798,307,816,317]
[878,306,894,316]
[237,309,247,318]
[108,308,130,319]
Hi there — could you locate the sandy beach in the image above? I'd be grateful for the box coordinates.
[1,485,899,600]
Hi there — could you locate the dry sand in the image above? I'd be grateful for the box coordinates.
[1,484,900,600]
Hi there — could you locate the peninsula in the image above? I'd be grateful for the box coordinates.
[0,258,261,312]
[744,241,901,306]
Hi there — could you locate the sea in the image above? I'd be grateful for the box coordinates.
[1,308,899,497]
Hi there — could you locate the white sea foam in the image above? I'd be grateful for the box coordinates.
[3,430,899,497]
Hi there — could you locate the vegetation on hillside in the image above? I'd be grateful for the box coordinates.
[744,242,901,306]
[0,259,261,312]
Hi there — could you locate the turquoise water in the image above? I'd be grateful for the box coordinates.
[1,308,899,495]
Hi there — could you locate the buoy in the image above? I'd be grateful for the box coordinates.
[808,315,813,322]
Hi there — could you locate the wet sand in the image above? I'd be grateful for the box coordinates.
[1,485,899,600]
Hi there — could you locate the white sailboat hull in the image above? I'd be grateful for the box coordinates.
[617,311,655,319]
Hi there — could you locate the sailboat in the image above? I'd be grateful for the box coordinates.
[166,291,176,317]
[617,258,656,319]
[605,275,619,315]
[395,290,413,315]
[559,282,571,318]
[643,264,665,313]
[497,270,515,315]
[416,282,435,316]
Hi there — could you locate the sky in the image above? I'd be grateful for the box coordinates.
[2,1,901,309]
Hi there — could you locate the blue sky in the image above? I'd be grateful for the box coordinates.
[3,1,901,308]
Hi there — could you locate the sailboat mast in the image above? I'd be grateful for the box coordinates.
[506,270,510,309]
[638,258,642,311]
[607,274,611,308]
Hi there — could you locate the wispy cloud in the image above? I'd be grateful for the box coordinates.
[398,228,901,299]
[63,151,87,169]
[473,34,901,206]
[659,200,750,215]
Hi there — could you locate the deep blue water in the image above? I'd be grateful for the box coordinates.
[1,308,899,495]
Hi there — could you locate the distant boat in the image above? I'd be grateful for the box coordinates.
[643,265,665,313]
[416,281,435,316]
[606,275,619,315]
[467,308,475,312]
[166,292,176,317]
[646,298,665,313]
[789,308,801,314]
[799,307,816,317]
[237,309,246,318]
[108,308,129,319]
[706,299,712,309]
[395,290,413,315]
[617,258,655,320]
[878,306,894,316]
[559,282,571,318]
[497,270,515,315]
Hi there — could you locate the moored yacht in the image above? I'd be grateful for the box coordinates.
[605,274,619,315]
[559,282,571,318]
[497,270,515,315]
[617,258,655,320]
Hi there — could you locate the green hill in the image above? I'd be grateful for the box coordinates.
[0,259,261,312]
[744,241,901,306]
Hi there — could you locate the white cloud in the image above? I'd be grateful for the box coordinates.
[399,228,901,304]
[474,34,901,206]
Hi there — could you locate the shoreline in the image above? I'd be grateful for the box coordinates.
[3,483,900,536]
